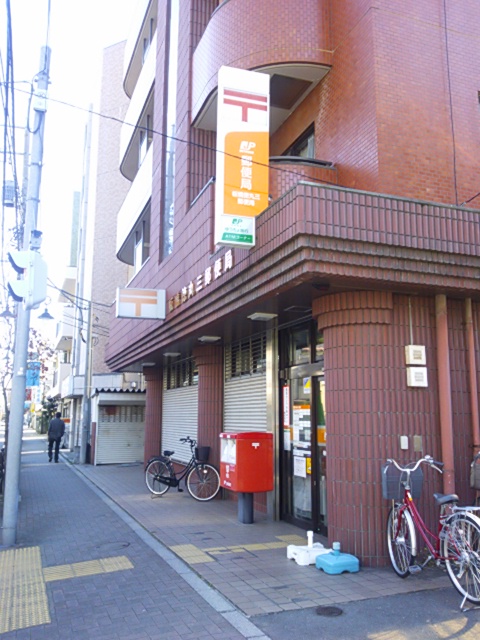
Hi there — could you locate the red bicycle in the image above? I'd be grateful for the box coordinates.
[383,455,480,609]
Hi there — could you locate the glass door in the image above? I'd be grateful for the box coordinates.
[280,372,327,533]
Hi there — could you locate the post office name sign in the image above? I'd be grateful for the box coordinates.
[215,66,270,248]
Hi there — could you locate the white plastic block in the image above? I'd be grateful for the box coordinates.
[287,542,330,566]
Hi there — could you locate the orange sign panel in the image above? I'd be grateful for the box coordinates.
[223,131,269,217]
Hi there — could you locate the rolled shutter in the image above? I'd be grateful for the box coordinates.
[96,405,145,465]
[224,375,267,433]
[162,386,198,462]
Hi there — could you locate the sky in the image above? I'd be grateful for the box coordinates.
[2,0,136,308]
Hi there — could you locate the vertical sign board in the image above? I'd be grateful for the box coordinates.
[215,66,270,248]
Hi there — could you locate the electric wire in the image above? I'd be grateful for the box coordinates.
[11,85,340,189]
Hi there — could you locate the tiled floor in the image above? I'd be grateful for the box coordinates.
[75,461,451,617]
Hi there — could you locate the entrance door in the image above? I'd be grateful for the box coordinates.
[280,371,327,533]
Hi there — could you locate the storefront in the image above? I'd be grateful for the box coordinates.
[279,322,327,534]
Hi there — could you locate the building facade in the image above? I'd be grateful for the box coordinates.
[54,42,146,464]
[104,0,480,565]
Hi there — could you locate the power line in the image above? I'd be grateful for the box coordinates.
[11,83,480,210]
[11,85,340,189]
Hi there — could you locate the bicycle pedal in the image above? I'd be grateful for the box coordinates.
[409,565,422,574]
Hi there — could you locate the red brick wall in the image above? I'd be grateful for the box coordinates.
[191,0,332,122]
[143,368,163,461]
[193,345,224,462]
[314,291,478,565]
[270,0,480,205]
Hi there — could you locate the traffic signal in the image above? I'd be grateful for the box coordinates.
[7,250,48,310]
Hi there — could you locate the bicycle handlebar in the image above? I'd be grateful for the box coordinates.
[386,455,444,474]
[179,436,197,447]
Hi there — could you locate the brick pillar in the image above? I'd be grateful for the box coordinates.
[143,368,163,463]
[192,345,223,466]
[312,291,393,567]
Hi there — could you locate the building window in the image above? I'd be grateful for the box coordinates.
[139,114,153,166]
[142,18,155,63]
[284,125,315,159]
[133,206,150,273]
[225,335,267,379]
[280,321,324,369]
[164,357,198,390]
[162,0,179,258]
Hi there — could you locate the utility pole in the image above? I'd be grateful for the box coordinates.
[2,47,50,546]
[79,301,92,464]
[76,107,93,464]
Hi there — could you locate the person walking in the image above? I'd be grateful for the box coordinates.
[48,412,65,463]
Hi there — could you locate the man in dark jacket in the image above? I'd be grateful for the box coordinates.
[48,412,65,463]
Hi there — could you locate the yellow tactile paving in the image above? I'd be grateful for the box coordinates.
[0,548,134,634]
[173,536,302,563]
[276,534,309,544]
[43,555,133,582]
[0,547,50,634]
[169,544,214,564]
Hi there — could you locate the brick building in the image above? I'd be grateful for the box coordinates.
[104,0,480,565]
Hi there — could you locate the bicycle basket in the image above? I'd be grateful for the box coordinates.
[470,453,480,490]
[381,463,423,500]
[195,446,210,463]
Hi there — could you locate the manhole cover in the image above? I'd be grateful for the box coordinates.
[316,605,343,617]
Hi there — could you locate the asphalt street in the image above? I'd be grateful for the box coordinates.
[253,587,480,639]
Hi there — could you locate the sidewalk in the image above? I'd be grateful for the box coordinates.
[73,449,450,615]
[0,429,450,638]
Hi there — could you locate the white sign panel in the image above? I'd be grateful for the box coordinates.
[116,288,166,320]
[215,66,270,248]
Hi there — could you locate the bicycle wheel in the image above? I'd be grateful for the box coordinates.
[145,458,172,496]
[442,512,480,604]
[386,504,416,577]
[186,463,220,501]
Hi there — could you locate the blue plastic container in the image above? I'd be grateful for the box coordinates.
[315,549,360,575]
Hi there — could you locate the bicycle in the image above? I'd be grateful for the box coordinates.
[145,436,220,502]
[471,452,480,506]
[383,455,480,609]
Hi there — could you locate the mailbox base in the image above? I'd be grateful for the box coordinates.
[238,492,254,524]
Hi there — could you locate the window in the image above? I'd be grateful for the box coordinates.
[226,335,267,379]
[139,115,153,165]
[142,18,155,63]
[284,125,315,159]
[280,322,324,368]
[162,0,179,258]
[133,207,150,273]
[164,357,198,390]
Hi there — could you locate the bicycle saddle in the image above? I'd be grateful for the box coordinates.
[433,492,459,506]
[163,450,174,457]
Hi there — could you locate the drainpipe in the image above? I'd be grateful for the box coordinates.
[465,299,480,451]
[435,295,455,494]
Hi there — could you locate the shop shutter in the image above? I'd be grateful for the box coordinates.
[95,405,145,465]
[224,374,267,433]
[162,385,198,463]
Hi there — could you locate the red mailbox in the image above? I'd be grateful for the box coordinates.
[219,432,274,493]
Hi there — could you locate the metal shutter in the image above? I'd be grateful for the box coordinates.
[224,374,267,433]
[96,405,145,465]
[162,386,198,463]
